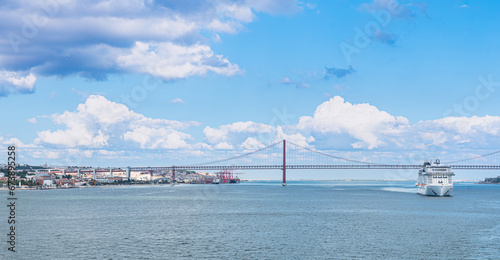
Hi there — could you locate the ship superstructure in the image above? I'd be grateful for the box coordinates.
[416,159,454,196]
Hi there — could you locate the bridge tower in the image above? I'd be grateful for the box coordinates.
[282,139,287,186]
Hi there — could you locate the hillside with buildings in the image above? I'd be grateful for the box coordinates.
[0,164,239,189]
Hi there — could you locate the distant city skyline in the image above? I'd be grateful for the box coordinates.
[1,0,500,180]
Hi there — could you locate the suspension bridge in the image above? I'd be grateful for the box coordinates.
[129,140,500,186]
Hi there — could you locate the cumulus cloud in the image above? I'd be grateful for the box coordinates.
[35,95,200,149]
[214,142,234,150]
[297,96,409,149]
[8,95,500,164]
[0,136,39,149]
[275,125,315,147]
[412,116,500,149]
[0,0,301,96]
[294,96,500,151]
[204,121,275,144]
[116,41,241,80]
[324,66,355,79]
[240,137,265,150]
[0,71,36,96]
[123,127,192,149]
[429,116,500,135]
[39,95,496,155]
[204,120,315,151]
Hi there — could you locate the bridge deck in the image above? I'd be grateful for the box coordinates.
[130,165,500,171]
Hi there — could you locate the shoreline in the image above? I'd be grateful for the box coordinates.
[0,179,487,191]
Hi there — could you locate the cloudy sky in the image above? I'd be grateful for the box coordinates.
[1,0,500,179]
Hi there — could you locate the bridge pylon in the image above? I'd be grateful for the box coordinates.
[282,139,286,186]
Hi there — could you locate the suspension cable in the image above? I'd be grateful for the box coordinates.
[444,150,500,164]
[194,141,282,166]
[286,141,381,165]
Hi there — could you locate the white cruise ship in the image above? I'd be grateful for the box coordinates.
[416,159,454,196]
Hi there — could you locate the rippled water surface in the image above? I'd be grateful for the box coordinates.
[2,181,499,259]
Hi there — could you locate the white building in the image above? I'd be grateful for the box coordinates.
[43,180,55,187]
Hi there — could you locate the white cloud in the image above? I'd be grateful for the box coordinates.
[170,98,185,104]
[35,95,200,149]
[215,3,255,23]
[27,118,37,124]
[298,96,409,149]
[98,150,123,156]
[116,41,241,81]
[204,121,275,144]
[47,151,61,159]
[280,76,293,84]
[420,131,448,146]
[7,95,500,166]
[0,0,300,95]
[240,137,265,150]
[123,126,192,149]
[0,71,37,96]
[0,137,39,149]
[203,127,228,144]
[293,96,500,151]
[214,142,234,150]
[428,116,500,135]
[411,115,500,149]
[274,125,314,147]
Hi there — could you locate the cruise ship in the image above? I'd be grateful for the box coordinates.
[416,159,454,196]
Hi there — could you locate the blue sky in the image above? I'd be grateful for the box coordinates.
[1,0,500,179]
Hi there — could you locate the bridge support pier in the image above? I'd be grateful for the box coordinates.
[282,139,287,186]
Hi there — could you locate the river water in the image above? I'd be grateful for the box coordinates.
[1,181,499,259]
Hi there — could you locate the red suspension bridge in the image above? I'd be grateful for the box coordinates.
[129,140,500,185]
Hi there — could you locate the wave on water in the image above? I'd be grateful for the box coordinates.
[380,187,416,193]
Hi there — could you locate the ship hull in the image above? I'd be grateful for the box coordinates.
[417,185,453,196]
